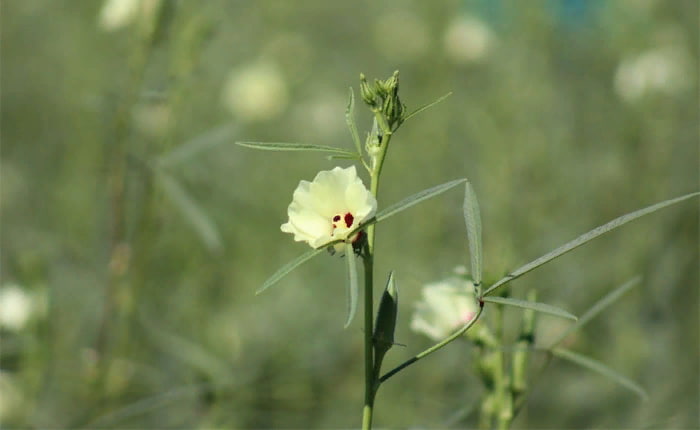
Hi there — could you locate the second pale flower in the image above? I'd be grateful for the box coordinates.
[410,278,479,341]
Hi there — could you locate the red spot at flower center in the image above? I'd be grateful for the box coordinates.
[331,213,355,232]
[344,213,354,228]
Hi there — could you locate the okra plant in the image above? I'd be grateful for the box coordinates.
[236,71,698,429]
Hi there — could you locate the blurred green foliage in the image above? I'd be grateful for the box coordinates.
[1,0,697,428]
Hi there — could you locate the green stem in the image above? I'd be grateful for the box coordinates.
[362,250,375,430]
[491,304,512,430]
[361,113,394,430]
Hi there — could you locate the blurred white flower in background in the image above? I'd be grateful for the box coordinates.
[374,10,429,62]
[614,46,692,103]
[97,0,160,32]
[411,277,478,341]
[281,166,376,252]
[222,62,289,123]
[98,0,140,31]
[291,92,346,140]
[0,284,33,331]
[443,15,493,64]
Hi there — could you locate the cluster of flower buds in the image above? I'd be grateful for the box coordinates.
[359,71,407,131]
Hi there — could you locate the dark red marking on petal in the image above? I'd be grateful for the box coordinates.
[333,215,341,222]
[344,212,354,228]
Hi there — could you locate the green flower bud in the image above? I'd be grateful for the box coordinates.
[384,70,399,93]
[382,94,395,120]
[359,73,378,107]
[374,78,390,99]
[374,271,399,355]
[379,71,405,129]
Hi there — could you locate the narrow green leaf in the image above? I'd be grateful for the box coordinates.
[403,92,452,122]
[551,347,649,401]
[484,192,700,296]
[344,243,359,328]
[463,181,483,285]
[482,296,577,321]
[157,172,223,253]
[550,277,641,347]
[326,154,363,161]
[158,124,237,166]
[376,178,467,223]
[345,87,363,155]
[256,247,327,294]
[235,141,358,157]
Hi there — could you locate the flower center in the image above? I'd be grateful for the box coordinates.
[331,212,356,239]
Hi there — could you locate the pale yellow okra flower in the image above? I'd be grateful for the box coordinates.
[281,166,377,252]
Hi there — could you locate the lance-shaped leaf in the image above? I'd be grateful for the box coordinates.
[326,154,363,161]
[551,347,649,401]
[344,243,359,328]
[235,141,359,157]
[158,172,223,253]
[482,296,577,321]
[484,192,700,296]
[403,92,452,122]
[376,178,467,223]
[256,247,327,294]
[463,181,483,286]
[549,277,641,347]
[345,88,363,155]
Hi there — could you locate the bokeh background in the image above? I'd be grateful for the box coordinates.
[1,0,698,428]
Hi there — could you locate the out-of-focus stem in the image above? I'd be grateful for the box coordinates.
[97,7,161,360]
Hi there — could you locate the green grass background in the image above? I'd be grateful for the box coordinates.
[1,0,698,428]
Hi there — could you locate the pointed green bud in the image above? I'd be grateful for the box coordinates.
[384,70,399,92]
[359,73,379,108]
[374,271,398,353]
[380,71,405,130]
[374,78,390,98]
[382,94,395,121]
